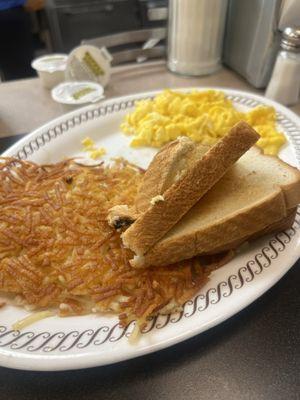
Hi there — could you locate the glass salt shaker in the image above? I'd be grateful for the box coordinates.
[265,27,300,106]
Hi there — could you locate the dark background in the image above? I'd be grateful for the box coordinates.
[0,0,167,81]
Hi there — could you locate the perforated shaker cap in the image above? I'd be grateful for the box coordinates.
[281,27,300,52]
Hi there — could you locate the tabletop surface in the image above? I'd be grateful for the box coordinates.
[0,63,299,400]
[1,62,300,138]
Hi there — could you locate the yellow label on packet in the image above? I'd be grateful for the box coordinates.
[83,51,105,76]
[72,87,96,100]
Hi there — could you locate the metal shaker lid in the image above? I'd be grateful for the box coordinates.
[281,27,300,52]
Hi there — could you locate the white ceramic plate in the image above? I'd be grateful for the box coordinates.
[1,88,300,371]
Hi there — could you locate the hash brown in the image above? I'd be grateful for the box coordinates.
[0,157,209,328]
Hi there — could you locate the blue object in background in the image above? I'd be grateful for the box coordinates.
[0,0,25,11]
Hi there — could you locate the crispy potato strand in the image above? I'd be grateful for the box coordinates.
[0,157,210,326]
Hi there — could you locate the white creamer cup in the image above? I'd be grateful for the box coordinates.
[31,54,68,89]
[51,81,104,111]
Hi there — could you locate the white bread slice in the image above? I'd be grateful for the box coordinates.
[204,207,297,255]
[122,121,260,256]
[135,136,204,213]
[107,137,206,228]
[135,147,300,267]
[109,142,296,245]
[248,207,297,241]
[196,208,297,272]
[196,208,297,271]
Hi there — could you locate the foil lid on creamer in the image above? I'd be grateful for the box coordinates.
[32,54,68,73]
[66,45,112,88]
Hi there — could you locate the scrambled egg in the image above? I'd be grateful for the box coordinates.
[81,137,106,159]
[89,148,106,159]
[120,89,286,155]
[81,137,95,149]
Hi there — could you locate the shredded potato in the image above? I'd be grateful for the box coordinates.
[0,157,210,328]
[12,310,54,330]
[120,89,286,155]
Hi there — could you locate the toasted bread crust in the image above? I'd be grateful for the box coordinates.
[135,137,199,213]
[107,205,138,229]
[122,121,260,256]
[253,149,300,209]
[200,207,297,255]
[135,191,287,267]
[107,138,207,228]
[247,207,297,240]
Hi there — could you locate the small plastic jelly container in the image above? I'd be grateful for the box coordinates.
[51,81,104,111]
[31,54,68,89]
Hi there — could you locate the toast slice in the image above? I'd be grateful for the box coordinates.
[109,143,297,250]
[135,136,204,214]
[196,208,297,270]
[134,147,300,267]
[121,121,260,257]
[197,208,297,271]
[107,137,206,228]
[203,207,297,255]
[248,207,297,241]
